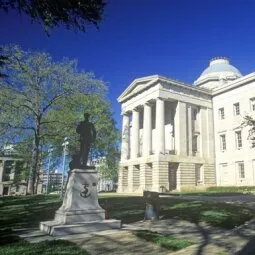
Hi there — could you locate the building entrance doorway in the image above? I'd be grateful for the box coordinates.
[3,186,9,196]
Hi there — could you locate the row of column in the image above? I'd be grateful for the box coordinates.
[121,98,165,160]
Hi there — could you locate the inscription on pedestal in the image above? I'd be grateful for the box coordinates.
[80,182,91,198]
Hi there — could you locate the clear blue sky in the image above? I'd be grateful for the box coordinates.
[1,0,255,130]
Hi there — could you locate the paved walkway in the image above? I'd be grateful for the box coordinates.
[15,217,255,255]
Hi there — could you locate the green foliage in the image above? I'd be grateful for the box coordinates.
[0,0,105,35]
[0,47,8,78]
[0,240,90,255]
[240,115,255,147]
[0,44,114,194]
[133,230,192,251]
[97,156,119,183]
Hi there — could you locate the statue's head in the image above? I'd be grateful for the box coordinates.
[84,113,90,121]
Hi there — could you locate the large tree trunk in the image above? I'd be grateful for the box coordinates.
[27,132,40,194]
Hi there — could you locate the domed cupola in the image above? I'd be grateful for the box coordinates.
[194,57,242,90]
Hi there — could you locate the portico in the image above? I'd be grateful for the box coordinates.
[117,75,215,193]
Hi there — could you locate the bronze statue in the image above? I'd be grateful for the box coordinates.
[75,113,96,168]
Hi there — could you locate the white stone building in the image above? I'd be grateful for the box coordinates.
[117,57,255,192]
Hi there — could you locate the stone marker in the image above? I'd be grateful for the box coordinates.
[143,191,160,220]
[40,112,121,236]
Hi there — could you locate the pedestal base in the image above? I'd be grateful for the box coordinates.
[40,219,121,236]
[40,168,121,236]
[54,208,105,224]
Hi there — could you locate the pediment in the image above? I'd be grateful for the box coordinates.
[118,75,212,104]
[118,75,160,103]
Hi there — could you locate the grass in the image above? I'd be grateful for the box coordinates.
[0,194,62,230]
[1,195,253,232]
[133,230,192,251]
[171,186,255,195]
[0,240,90,255]
[160,198,253,229]
[0,194,254,252]
[100,196,254,229]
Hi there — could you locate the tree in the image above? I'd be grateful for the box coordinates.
[0,47,8,78]
[0,1,106,77]
[0,45,107,194]
[241,115,255,147]
[45,93,120,179]
[0,0,106,34]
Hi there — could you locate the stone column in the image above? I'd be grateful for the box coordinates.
[174,101,187,156]
[143,102,152,156]
[121,113,130,161]
[156,98,165,154]
[131,109,139,159]
[207,108,215,158]
[200,107,208,159]
[187,105,192,155]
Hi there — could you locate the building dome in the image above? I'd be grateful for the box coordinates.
[194,57,242,86]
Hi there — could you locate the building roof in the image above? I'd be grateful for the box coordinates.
[194,57,242,85]
[118,75,211,103]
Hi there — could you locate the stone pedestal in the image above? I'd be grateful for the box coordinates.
[40,168,121,236]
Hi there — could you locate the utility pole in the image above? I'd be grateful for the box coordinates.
[46,145,53,195]
[60,137,69,199]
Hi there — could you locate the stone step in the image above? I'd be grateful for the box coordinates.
[40,219,121,236]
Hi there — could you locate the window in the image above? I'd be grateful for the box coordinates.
[219,108,225,120]
[220,134,226,151]
[233,102,240,116]
[250,98,255,111]
[192,108,198,120]
[237,161,245,179]
[235,131,242,149]
[192,135,198,153]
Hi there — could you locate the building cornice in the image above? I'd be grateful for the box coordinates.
[212,72,255,96]
[118,75,212,103]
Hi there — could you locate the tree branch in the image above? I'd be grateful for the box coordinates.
[0,122,35,131]
[42,92,67,113]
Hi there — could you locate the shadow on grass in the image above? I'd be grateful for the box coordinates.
[100,196,254,229]
[100,196,145,224]
[0,195,62,230]
[133,230,192,251]
[0,239,91,255]
[236,237,255,254]
[160,198,254,229]
[1,194,254,254]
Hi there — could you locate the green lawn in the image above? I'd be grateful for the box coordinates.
[0,194,254,253]
[170,185,255,196]
[0,240,90,255]
[133,230,193,251]
[100,196,254,229]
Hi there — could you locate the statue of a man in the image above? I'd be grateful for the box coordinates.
[76,113,96,167]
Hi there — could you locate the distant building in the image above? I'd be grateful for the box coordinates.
[118,57,255,192]
[42,170,67,193]
[89,158,116,192]
[0,156,27,196]
[0,145,43,196]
